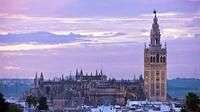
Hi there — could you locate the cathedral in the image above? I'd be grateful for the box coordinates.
[29,70,144,109]
[144,10,167,102]
[24,11,169,110]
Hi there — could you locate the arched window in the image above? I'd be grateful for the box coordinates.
[160,56,163,63]
[156,54,159,63]
[163,57,166,63]
[153,57,155,63]
[155,39,158,45]
[150,56,153,63]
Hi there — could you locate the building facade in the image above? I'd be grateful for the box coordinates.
[30,70,144,109]
[144,10,167,102]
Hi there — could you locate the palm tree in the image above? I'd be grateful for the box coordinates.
[37,97,49,111]
[26,95,33,110]
[32,96,38,109]
[185,92,200,112]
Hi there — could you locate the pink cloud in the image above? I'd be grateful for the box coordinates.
[4,65,20,70]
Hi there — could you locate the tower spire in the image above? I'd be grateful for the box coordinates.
[76,69,79,76]
[144,10,167,102]
[150,9,161,47]
[153,10,157,17]
[153,10,158,24]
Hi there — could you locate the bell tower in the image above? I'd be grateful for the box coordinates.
[150,10,161,47]
[144,10,167,102]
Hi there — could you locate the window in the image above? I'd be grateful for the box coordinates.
[156,71,159,76]
[153,57,155,63]
[150,56,153,63]
[155,38,159,45]
[156,92,160,96]
[160,57,162,63]
[163,57,166,63]
[156,54,159,63]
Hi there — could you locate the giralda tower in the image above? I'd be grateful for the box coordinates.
[144,10,167,102]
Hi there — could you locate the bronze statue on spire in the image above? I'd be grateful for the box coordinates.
[153,9,156,15]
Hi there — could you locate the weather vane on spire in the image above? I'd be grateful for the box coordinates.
[153,9,157,16]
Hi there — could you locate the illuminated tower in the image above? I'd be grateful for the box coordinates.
[144,10,167,102]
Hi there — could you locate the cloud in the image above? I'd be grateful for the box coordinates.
[1,13,199,48]
[142,12,181,17]
[0,0,200,78]
[0,30,139,51]
[0,43,82,51]
[0,32,87,45]
[162,28,194,39]
[1,0,200,17]
[0,33,200,79]
[0,52,51,57]
[0,31,132,51]
[186,17,200,27]
[187,0,200,2]
[4,65,20,70]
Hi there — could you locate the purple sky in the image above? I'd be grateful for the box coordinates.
[0,0,200,79]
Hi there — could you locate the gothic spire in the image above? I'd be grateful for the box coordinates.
[100,69,103,76]
[80,69,83,76]
[35,72,38,79]
[62,74,64,81]
[34,72,38,87]
[40,72,44,80]
[76,69,79,76]
[96,69,98,76]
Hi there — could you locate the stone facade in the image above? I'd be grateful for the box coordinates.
[32,70,144,109]
[144,10,167,102]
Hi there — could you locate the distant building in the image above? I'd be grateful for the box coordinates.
[144,10,167,102]
[30,70,144,109]
[76,69,107,81]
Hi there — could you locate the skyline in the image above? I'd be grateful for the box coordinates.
[0,0,200,79]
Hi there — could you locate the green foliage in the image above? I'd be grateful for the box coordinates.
[180,106,186,112]
[37,97,49,111]
[32,96,38,108]
[0,92,22,112]
[7,104,22,112]
[185,92,200,112]
[26,95,38,109]
[0,92,8,111]
[26,95,33,108]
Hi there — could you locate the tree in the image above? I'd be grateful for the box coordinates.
[0,92,9,111]
[32,96,38,109]
[185,92,200,112]
[180,107,186,112]
[7,104,22,112]
[0,92,22,112]
[26,95,33,109]
[37,97,49,111]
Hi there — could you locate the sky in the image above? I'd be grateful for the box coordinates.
[0,0,200,79]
